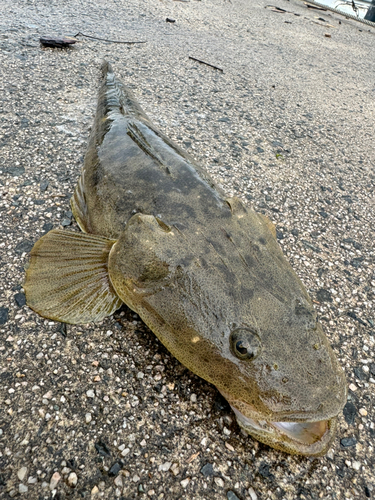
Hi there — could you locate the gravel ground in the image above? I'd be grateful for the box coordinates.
[1,0,375,499]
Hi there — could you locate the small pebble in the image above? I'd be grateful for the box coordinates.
[132,474,140,482]
[201,463,214,476]
[0,307,9,325]
[114,475,123,487]
[49,472,61,490]
[227,491,240,500]
[248,487,258,500]
[19,484,28,494]
[138,483,145,493]
[67,472,78,487]
[171,463,180,476]
[86,389,95,398]
[14,292,26,307]
[180,478,190,488]
[158,462,171,472]
[359,408,367,416]
[341,437,357,448]
[352,461,361,471]
[214,477,225,487]
[190,394,197,403]
[109,462,122,477]
[225,442,235,452]
[17,467,28,481]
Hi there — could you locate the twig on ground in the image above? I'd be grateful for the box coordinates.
[74,32,147,44]
[188,56,223,72]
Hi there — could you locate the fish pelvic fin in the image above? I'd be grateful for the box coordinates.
[24,229,122,324]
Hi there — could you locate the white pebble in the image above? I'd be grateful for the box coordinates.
[17,467,28,482]
[180,478,190,488]
[137,372,144,379]
[19,484,28,494]
[67,472,78,487]
[200,437,208,447]
[121,448,130,457]
[85,413,92,423]
[352,461,361,471]
[132,474,140,482]
[86,390,95,398]
[349,383,357,392]
[158,462,171,472]
[190,394,197,403]
[248,487,258,500]
[214,477,224,487]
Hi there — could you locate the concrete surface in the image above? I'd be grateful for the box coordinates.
[0,0,374,499]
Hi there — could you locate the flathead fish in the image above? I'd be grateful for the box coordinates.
[25,62,347,456]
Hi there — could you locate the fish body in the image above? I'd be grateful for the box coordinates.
[25,63,347,455]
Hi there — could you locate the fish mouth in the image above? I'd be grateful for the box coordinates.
[229,405,337,456]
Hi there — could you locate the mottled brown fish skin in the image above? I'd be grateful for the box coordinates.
[68,62,346,455]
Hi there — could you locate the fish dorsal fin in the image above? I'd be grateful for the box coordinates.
[24,229,122,324]
[71,169,90,233]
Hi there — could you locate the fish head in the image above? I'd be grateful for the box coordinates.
[108,210,347,455]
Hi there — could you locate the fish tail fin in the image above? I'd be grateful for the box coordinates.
[98,60,150,121]
[24,229,122,324]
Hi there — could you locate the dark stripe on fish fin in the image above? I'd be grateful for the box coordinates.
[71,170,90,233]
[100,62,150,121]
[24,230,122,324]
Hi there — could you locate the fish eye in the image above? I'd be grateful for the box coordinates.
[230,328,261,360]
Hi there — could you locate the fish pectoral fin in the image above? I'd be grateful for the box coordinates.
[24,229,122,324]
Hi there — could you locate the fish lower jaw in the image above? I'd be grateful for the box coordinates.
[230,405,337,456]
